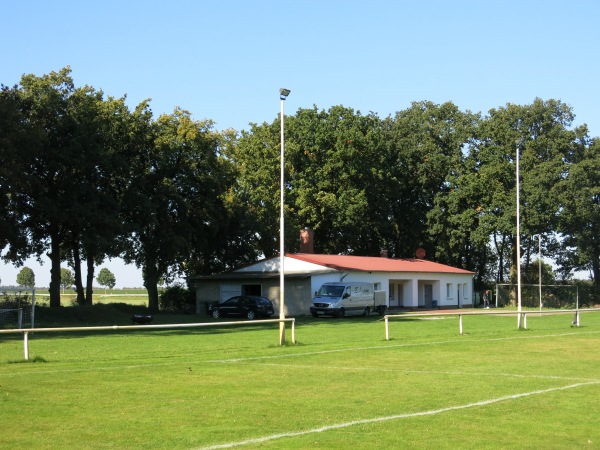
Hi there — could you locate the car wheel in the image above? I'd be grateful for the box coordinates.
[338,308,345,318]
[211,309,220,319]
[311,312,318,318]
[246,310,256,320]
[363,306,370,317]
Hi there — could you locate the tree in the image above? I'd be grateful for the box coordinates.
[96,268,116,294]
[230,119,283,257]
[60,267,74,293]
[286,105,386,255]
[2,67,147,308]
[64,94,139,306]
[3,68,112,306]
[16,267,35,288]
[558,136,600,299]
[186,129,263,276]
[0,85,35,258]
[463,99,577,283]
[234,105,387,257]
[387,101,476,258]
[121,108,228,312]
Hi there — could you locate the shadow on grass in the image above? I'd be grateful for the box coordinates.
[8,355,47,364]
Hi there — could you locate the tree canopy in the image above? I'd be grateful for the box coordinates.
[2,67,599,307]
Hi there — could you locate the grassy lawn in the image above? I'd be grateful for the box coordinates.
[1,310,599,449]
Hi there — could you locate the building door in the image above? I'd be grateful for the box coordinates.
[424,284,433,308]
[389,283,397,307]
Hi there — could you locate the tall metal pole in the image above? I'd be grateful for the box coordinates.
[539,235,542,313]
[516,142,523,328]
[279,88,290,346]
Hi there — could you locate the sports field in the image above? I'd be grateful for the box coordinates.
[1,311,599,449]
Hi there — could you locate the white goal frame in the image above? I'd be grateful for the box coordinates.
[0,286,36,329]
[495,283,578,310]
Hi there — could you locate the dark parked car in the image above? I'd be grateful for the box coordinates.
[209,295,275,320]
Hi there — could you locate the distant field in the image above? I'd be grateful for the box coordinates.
[1,311,599,449]
[32,289,149,307]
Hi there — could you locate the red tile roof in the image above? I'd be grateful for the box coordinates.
[289,253,474,274]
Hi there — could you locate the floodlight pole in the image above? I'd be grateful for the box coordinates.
[539,234,542,314]
[516,141,523,328]
[279,88,290,346]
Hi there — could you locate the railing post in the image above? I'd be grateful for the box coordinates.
[385,316,389,341]
[459,314,463,335]
[23,331,29,361]
[523,313,527,330]
[291,319,296,344]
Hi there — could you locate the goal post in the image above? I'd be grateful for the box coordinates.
[495,283,578,309]
[0,286,36,329]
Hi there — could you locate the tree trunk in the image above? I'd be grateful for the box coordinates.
[144,260,160,313]
[72,245,85,305]
[591,255,600,304]
[85,257,95,306]
[48,235,62,307]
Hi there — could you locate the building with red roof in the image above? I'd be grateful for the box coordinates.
[191,251,475,316]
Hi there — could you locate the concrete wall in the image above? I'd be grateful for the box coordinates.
[194,277,312,317]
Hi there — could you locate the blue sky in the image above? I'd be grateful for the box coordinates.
[2,0,599,288]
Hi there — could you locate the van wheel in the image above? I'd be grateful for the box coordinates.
[363,306,370,317]
[338,308,345,318]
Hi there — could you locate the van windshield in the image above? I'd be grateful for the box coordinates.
[317,285,344,297]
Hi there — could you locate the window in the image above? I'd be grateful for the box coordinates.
[242,284,261,296]
[446,283,452,298]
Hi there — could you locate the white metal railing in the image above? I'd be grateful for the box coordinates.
[0,318,296,361]
[384,308,600,340]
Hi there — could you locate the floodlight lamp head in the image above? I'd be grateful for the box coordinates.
[279,88,291,100]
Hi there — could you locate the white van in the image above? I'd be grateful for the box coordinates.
[310,282,385,317]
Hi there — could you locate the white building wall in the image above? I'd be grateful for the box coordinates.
[313,271,473,309]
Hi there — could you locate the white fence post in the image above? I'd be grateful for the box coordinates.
[23,331,29,361]
[459,315,463,335]
[291,318,296,344]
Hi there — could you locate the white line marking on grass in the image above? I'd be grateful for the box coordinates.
[206,330,600,364]
[197,381,600,450]
[233,362,600,383]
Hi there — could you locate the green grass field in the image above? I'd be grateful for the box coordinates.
[1,311,599,449]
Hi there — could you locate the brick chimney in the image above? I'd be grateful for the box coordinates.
[299,227,314,253]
